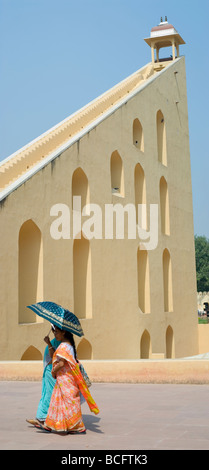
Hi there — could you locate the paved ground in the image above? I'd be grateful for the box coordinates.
[1,381,209,450]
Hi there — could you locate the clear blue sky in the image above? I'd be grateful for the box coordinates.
[0,0,208,237]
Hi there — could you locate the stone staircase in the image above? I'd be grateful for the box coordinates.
[0,63,154,191]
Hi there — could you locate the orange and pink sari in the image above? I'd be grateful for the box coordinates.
[45,342,99,433]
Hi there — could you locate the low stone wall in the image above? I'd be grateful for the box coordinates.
[198,324,209,354]
[1,359,209,384]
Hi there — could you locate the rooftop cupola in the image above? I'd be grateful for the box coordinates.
[144,17,185,70]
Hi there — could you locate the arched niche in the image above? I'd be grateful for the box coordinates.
[133,118,144,152]
[110,150,125,196]
[137,248,151,314]
[73,235,92,319]
[159,176,170,235]
[140,329,152,359]
[163,249,173,312]
[21,345,42,360]
[157,110,167,166]
[18,219,43,324]
[134,163,147,228]
[77,338,92,359]
[72,167,90,213]
[166,325,175,358]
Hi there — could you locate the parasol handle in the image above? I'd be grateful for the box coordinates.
[46,326,52,337]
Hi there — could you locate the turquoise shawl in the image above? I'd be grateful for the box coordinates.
[36,338,61,420]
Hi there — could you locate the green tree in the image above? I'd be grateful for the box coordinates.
[195,235,209,292]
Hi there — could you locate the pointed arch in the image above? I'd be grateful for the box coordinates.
[160,176,170,235]
[18,219,43,324]
[157,110,167,166]
[134,163,147,228]
[77,338,92,359]
[110,150,125,196]
[163,249,173,312]
[137,248,151,313]
[140,330,152,359]
[72,167,90,213]
[73,235,92,319]
[133,118,144,152]
[21,345,42,360]
[166,326,175,358]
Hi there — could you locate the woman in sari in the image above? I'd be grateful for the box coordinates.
[27,326,61,425]
[37,326,99,433]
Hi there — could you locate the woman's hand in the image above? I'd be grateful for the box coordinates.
[51,359,65,378]
[44,335,51,346]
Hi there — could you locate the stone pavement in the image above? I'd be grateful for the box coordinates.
[1,381,209,450]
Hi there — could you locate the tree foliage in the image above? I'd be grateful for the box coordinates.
[195,235,209,292]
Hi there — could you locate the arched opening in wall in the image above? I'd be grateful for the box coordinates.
[133,119,144,152]
[163,249,173,312]
[21,345,42,360]
[77,338,92,359]
[157,110,167,166]
[160,176,170,235]
[72,167,90,213]
[166,325,175,358]
[140,329,152,358]
[134,163,147,228]
[110,150,124,196]
[18,220,43,324]
[137,248,151,313]
[73,235,92,319]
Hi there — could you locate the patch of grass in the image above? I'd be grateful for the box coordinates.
[198,317,209,324]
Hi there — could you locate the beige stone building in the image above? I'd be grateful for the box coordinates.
[0,19,199,361]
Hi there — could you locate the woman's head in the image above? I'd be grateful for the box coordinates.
[52,325,65,342]
[52,325,78,361]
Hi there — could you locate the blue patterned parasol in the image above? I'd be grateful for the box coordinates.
[27,301,84,337]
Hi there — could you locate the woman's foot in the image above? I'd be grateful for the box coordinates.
[26,419,41,426]
[26,418,45,426]
[34,422,51,432]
